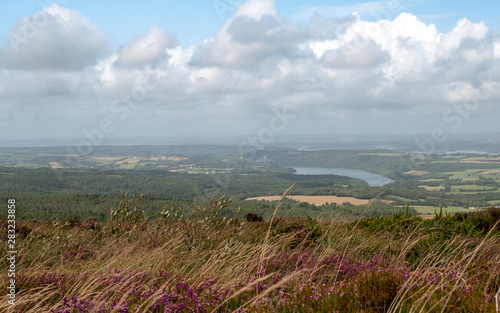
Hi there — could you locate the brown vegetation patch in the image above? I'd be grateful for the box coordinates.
[476,170,500,175]
[49,162,63,169]
[245,196,284,202]
[116,158,140,164]
[166,156,188,161]
[148,156,166,161]
[288,196,369,205]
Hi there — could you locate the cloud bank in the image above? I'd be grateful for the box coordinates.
[0,0,499,140]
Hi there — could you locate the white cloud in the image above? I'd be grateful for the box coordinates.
[115,26,178,68]
[0,5,109,71]
[494,41,500,59]
[438,18,488,55]
[321,36,390,68]
[189,0,310,69]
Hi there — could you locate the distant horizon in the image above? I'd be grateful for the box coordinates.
[1,131,500,142]
[1,132,499,154]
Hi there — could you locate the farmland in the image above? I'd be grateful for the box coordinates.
[1,146,500,217]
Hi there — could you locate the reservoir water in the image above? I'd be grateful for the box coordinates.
[292,167,394,187]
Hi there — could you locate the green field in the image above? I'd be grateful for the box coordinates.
[116,163,137,169]
[482,173,500,180]
[410,206,470,214]
[450,185,497,191]
[443,169,489,178]
[448,191,497,195]
[386,195,413,202]
[441,155,466,159]
[461,156,500,161]
[358,152,404,156]
[462,175,480,181]
[419,178,445,182]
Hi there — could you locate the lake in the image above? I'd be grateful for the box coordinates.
[292,167,394,187]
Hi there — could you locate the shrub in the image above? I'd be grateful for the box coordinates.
[271,216,323,247]
[453,207,500,233]
[109,193,147,223]
[354,269,403,312]
[246,213,264,223]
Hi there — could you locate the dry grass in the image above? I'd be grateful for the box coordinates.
[1,196,500,312]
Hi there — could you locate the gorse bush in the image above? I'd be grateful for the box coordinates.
[270,216,323,248]
[454,207,500,233]
[246,213,264,223]
[190,195,236,227]
[358,205,500,239]
[109,192,147,223]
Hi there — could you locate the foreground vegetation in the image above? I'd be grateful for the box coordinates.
[2,195,500,312]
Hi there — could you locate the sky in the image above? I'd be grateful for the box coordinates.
[0,0,499,144]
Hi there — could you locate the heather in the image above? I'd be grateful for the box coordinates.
[1,196,500,312]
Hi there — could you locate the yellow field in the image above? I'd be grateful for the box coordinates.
[418,185,445,191]
[116,158,140,164]
[245,195,370,205]
[404,171,429,176]
[476,170,500,175]
[49,162,63,169]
